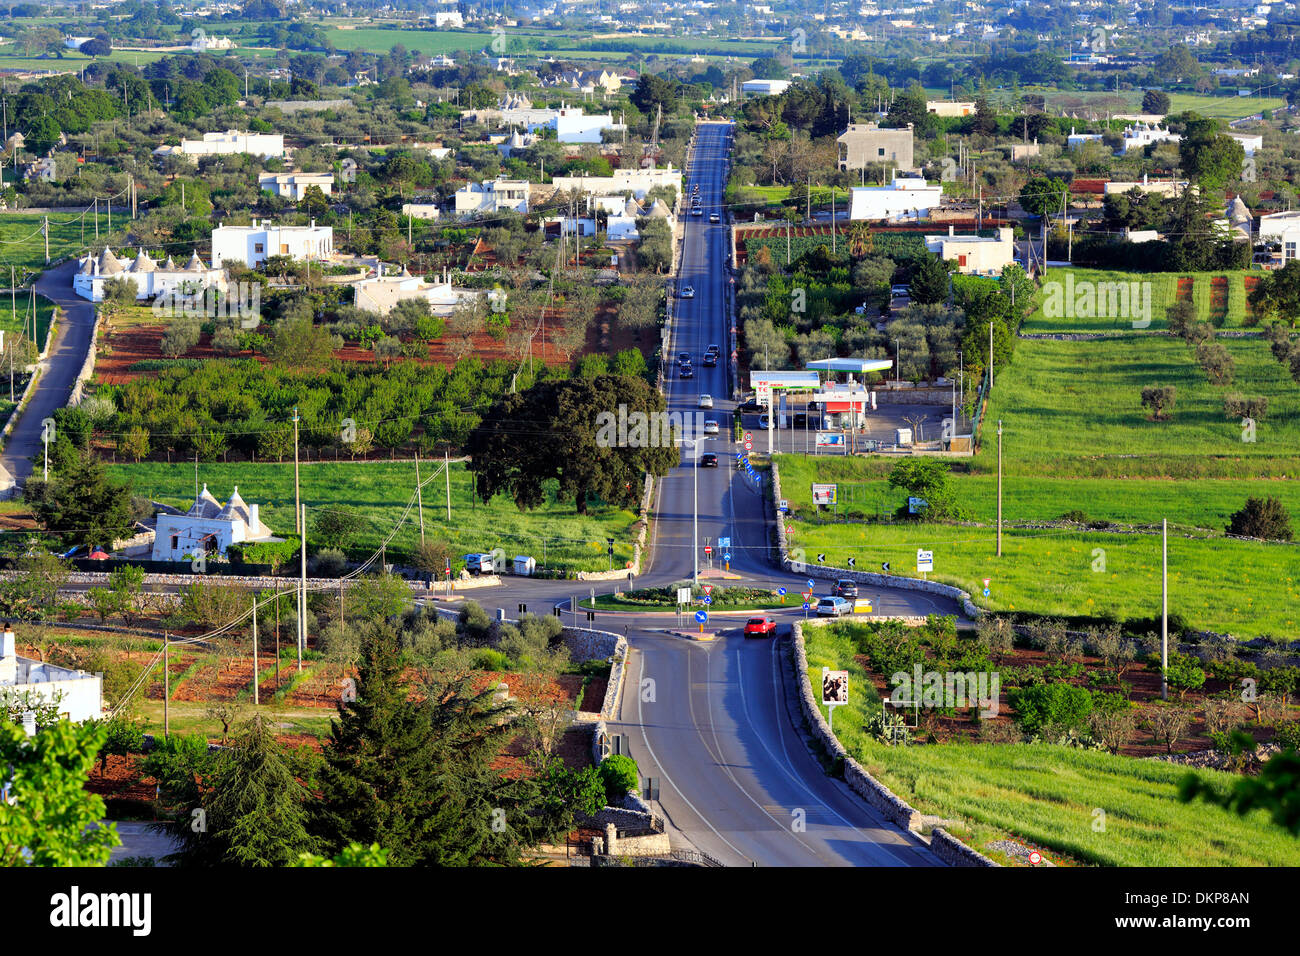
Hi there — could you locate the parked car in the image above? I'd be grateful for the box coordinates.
[759,412,788,429]
[744,617,777,638]
[703,420,719,435]
[834,579,858,598]
[463,553,495,574]
[698,394,713,409]
[890,284,910,296]
[699,453,718,467]
[738,397,765,412]
[816,596,852,617]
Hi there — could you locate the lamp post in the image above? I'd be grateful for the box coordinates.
[679,436,714,586]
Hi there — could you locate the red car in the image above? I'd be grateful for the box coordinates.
[744,617,777,638]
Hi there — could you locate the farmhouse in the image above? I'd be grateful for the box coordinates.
[847,175,943,221]
[927,100,976,117]
[211,220,334,268]
[1,626,103,724]
[923,226,1016,276]
[353,269,504,316]
[151,485,276,562]
[73,248,226,302]
[742,79,791,97]
[549,164,683,200]
[454,178,531,216]
[258,171,335,201]
[153,130,285,162]
[837,122,915,173]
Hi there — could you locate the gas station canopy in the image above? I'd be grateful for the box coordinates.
[805,358,894,374]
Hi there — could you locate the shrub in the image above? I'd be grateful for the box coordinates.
[1226,496,1293,541]
[598,754,639,805]
[1274,721,1300,753]
[1140,385,1176,420]
[1164,653,1206,699]
[469,648,510,671]
[310,548,348,577]
[1008,683,1094,735]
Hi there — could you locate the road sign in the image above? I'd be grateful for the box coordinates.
[724,553,731,562]
[882,562,890,572]
[1029,851,1042,866]
[704,545,712,554]
[719,537,731,549]
[847,557,856,568]
[778,499,789,512]
[777,587,787,596]
[983,588,991,597]
[702,584,713,595]
[916,549,934,573]
[807,579,815,588]
[695,610,708,623]
[786,525,794,533]
[816,553,826,563]
[853,598,873,614]
[802,591,812,600]
[744,432,752,442]
[744,440,752,451]
[703,596,712,605]
[676,587,692,605]
[802,602,810,611]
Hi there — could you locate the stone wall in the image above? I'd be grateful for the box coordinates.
[67,315,100,408]
[791,620,997,867]
[874,385,956,406]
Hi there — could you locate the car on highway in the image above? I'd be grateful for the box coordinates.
[815,596,852,617]
[699,453,718,467]
[744,617,777,638]
[709,213,720,223]
[834,579,858,598]
[698,394,713,408]
[691,207,703,216]
[706,343,720,355]
[679,365,694,379]
[703,353,717,367]
[703,420,719,435]
[759,412,788,429]
[738,397,765,413]
[680,286,695,298]
[677,351,692,366]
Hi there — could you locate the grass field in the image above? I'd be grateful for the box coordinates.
[107,460,641,571]
[0,211,110,275]
[0,294,55,352]
[1032,89,1284,121]
[800,620,1300,866]
[1022,268,1258,335]
[979,336,1300,477]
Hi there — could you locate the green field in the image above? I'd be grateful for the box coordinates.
[801,620,1300,866]
[1022,268,1258,335]
[0,294,55,352]
[0,211,110,274]
[1033,89,1284,121]
[107,460,641,571]
[981,336,1300,477]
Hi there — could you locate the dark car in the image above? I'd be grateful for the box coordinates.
[703,353,717,367]
[834,579,858,598]
[680,365,694,379]
[793,412,808,428]
[738,397,765,413]
[677,351,692,366]
[700,453,718,467]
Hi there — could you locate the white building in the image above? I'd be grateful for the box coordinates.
[433,10,464,27]
[152,486,276,562]
[1257,210,1300,262]
[73,247,226,303]
[211,220,334,268]
[353,270,501,317]
[1227,132,1264,157]
[545,106,625,143]
[927,100,976,117]
[848,175,943,221]
[550,165,682,200]
[742,79,791,97]
[453,178,531,216]
[401,202,442,221]
[1,627,103,724]
[923,226,1016,276]
[191,34,234,51]
[1119,122,1180,154]
[1067,128,1105,150]
[1103,175,1188,197]
[258,171,335,201]
[153,130,285,162]
[63,35,95,50]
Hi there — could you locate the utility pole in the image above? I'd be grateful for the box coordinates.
[274,584,280,691]
[445,449,451,521]
[414,451,425,543]
[298,503,307,672]
[42,216,48,264]
[1161,518,1168,701]
[292,407,301,534]
[163,633,170,738]
[996,420,1003,557]
[251,596,259,706]
[989,319,994,389]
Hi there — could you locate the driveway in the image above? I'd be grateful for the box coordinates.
[0,259,96,495]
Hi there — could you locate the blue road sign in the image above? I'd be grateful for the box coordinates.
[983,588,991,597]
[777,587,787,596]
[802,602,810,611]
[723,552,731,562]
[703,596,712,605]
[695,610,708,623]
[719,537,731,549]
[807,579,815,588]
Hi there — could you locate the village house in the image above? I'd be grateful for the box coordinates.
[848,175,943,221]
[1,626,103,724]
[454,178,531,216]
[73,248,226,302]
[837,122,915,173]
[924,226,1016,276]
[258,171,335,201]
[211,220,334,268]
[153,130,285,162]
[151,485,276,562]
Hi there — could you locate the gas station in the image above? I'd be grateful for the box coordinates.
[749,358,895,454]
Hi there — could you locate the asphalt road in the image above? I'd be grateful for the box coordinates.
[432,124,957,866]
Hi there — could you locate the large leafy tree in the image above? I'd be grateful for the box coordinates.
[1177,116,1244,193]
[1018,177,1069,218]
[465,374,676,514]
[1247,261,1300,329]
[23,447,134,549]
[0,717,120,866]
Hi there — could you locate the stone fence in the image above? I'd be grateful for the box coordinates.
[792,620,996,867]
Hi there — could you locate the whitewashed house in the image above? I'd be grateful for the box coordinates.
[353,269,501,316]
[848,176,943,221]
[153,130,285,162]
[211,220,334,268]
[73,247,226,302]
[151,485,276,562]
[924,226,1016,275]
[453,178,530,216]
[258,171,335,201]
[1,627,103,723]
[1119,123,1180,154]
[550,165,682,200]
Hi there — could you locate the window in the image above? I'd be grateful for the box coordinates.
[171,535,179,550]
[1287,242,1296,261]
[280,244,289,254]
[877,147,885,157]
[254,242,264,254]
[958,255,968,268]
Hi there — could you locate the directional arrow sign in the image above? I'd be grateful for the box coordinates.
[724,553,731,562]
[882,562,891,572]
[802,602,810,611]
[816,553,826,563]
[703,596,712,605]
[777,587,787,596]
[847,557,856,568]
[807,579,815,589]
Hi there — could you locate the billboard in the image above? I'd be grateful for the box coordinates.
[822,669,849,705]
[812,483,838,505]
[815,432,845,448]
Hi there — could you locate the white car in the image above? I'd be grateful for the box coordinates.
[709,213,720,223]
[704,420,720,435]
[698,394,713,409]
[680,286,695,298]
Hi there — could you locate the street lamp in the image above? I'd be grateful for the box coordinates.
[678,436,715,585]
